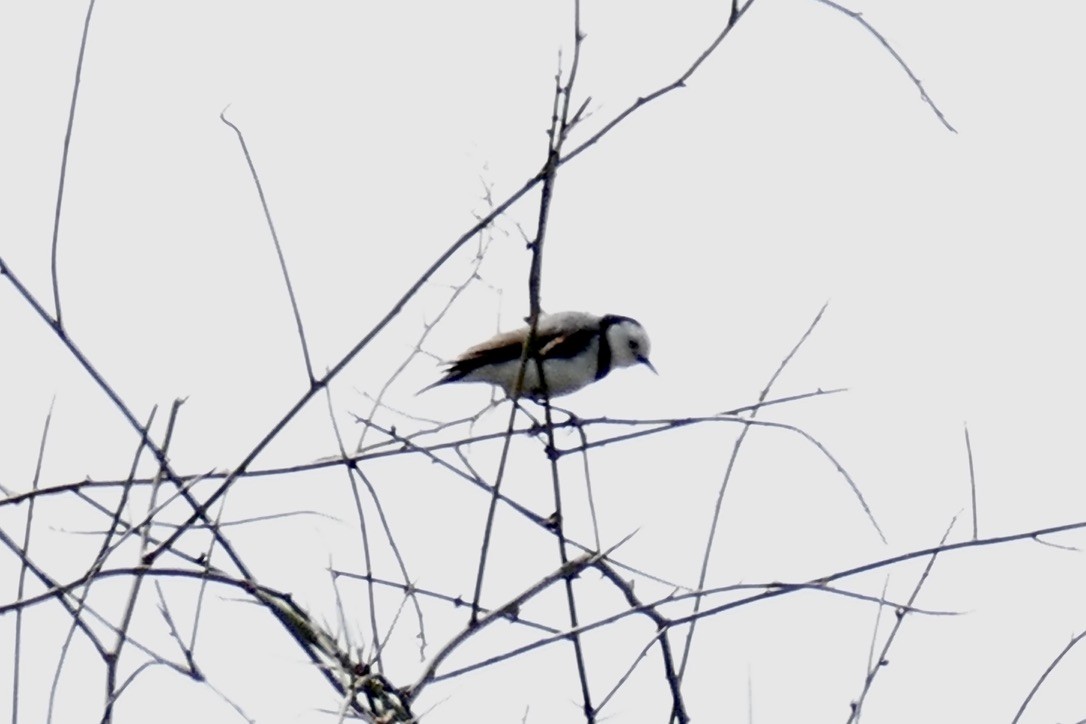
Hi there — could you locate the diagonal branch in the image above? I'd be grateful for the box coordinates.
[811,0,957,132]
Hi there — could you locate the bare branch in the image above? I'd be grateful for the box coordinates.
[13,400,55,724]
[811,0,957,132]
[846,517,956,721]
[964,423,978,540]
[49,0,99,328]
[221,108,316,385]
[1012,629,1086,724]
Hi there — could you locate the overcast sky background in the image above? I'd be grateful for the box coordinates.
[3,1,1086,722]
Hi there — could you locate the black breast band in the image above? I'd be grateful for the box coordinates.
[595,314,631,380]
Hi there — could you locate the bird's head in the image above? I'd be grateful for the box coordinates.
[607,317,657,374]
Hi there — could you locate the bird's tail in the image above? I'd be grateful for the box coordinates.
[415,378,449,396]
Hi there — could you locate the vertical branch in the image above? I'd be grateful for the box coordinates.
[540,396,595,721]
[526,0,585,321]
[50,0,99,329]
[469,0,589,628]
[964,423,978,540]
[853,575,891,723]
[221,109,316,385]
[326,386,428,669]
[322,389,382,670]
[532,3,596,718]
[468,400,523,624]
[594,562,689,722]
[47,405,158,721]
[12,400,55,724]
[845,517,955,723]
[676,303,842,698]
[103,400,185,724]
[572,419,603,552]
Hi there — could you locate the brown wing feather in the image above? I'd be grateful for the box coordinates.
[459,328,535,361]
[457,314,591,362]
[435,313,600,384]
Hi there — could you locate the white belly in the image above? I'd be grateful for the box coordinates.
[461,355,596,397]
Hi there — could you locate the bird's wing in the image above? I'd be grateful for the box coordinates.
[458,328,531,364]
[452,314,598,371]
[537,327,597,360]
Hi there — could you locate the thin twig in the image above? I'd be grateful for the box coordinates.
[846,517,956,722]
[49,0,98,328]
[595,630,666,715]
[13,400,55,724]
[811,0,957,132]
[332,570,561,635]
[360,417,693,592]
[964,423,978,540]
[104,399,186,723]
[325,390,383,673]
[354,233,494,452]
[564,413,884,542]
[221,109,316,384]
[595,562,689,722]
[0,257,253,578]
[853,576,891,723]
[139,158,543,560]
[678,304,837,689]
[407,537,629,704]
[469,1,587,625]
[431,517,1081,686]
[542,383,596,722]
[561,0,761,166]
[468,400,523,623]
[49,404,158,721]
[572,419,603,553]
[153,581,200,676]
[1012,629,1086,724]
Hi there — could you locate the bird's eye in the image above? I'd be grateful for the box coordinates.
[628,340,639,350]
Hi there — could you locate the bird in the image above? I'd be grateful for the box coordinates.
[421,311,656,399]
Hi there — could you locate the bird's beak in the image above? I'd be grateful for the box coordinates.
[638,356,658,375]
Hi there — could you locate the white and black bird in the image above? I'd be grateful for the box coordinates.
[422,311,656,398]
